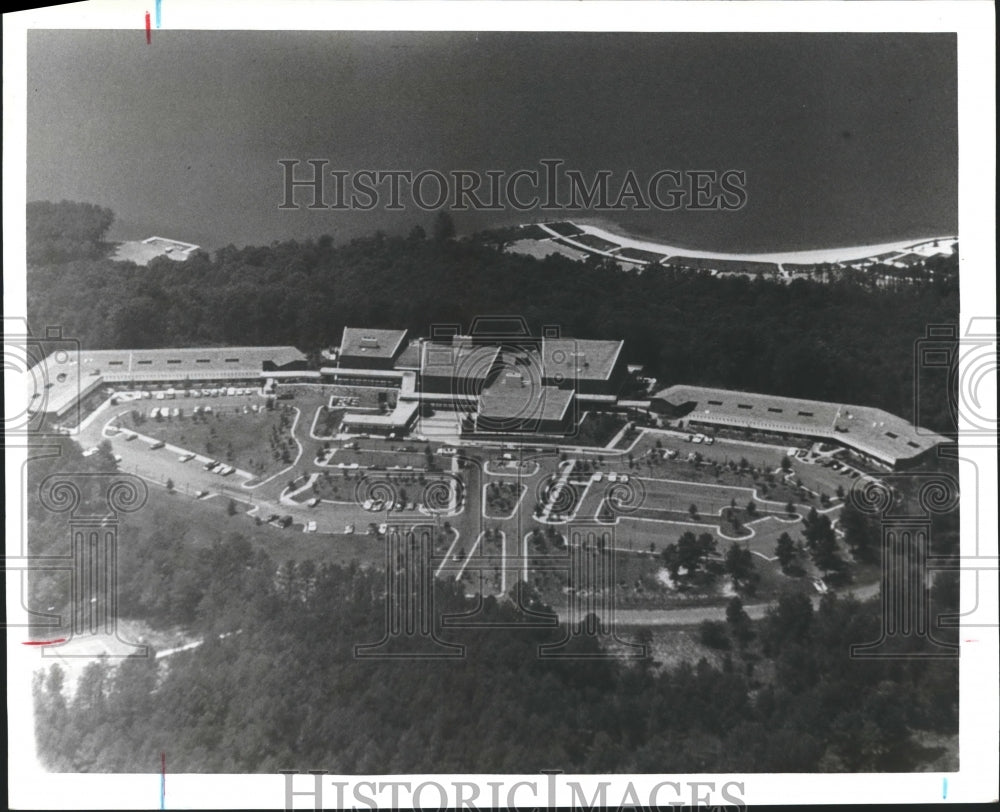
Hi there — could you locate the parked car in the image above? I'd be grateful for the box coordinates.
[307,497,319,507]
[178,452,195,463]
[149,440,165,450]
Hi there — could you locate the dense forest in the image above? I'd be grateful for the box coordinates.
[27,201,961,774]
[26,201,959,434]
[34,499,959,774]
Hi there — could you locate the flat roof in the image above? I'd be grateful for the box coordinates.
[339,327,407,360]
[393,342,422,369]
[420,338,501,381]
[342,400,419,428]
[541,338,624,382]
[652,384,950,465]
[32,346,306,416]
[478,374,574,423]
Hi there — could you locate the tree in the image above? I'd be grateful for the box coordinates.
[839,502,876,562]
[812,530,843,576]
[165,478,174,492]
[432,211,456,242]
[688,503,698,519]
[781,455,792,472]
[227,499,237,516]
[665,531,716,579]
[699,620,730,650]
[726,596,755,646]
[775,532,797,572]
[724,542,758,593]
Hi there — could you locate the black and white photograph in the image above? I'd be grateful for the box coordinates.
[4,1,997,808]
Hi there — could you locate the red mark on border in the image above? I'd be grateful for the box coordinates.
[23,638,66,646]
[146,12,152,44]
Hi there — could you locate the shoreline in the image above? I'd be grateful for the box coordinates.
[530,219,957,266]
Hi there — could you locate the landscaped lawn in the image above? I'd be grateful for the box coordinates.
[483,480,526,518]
[116,402,299,480]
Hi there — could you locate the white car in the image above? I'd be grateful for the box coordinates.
[178,452,195,462]
[691,435,703,444]
[436,447,457,456]
[307,497,319,507]
[812,578,829,595]
[378,523,388,534]
[82,446,99,457]
[608,472,618,482]
[592,472,603,482]
[620,474,630,483]
[363,499,374,510]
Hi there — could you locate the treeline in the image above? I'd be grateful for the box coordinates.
[27,201,958,433]
[27,438,958,775]
[34,548,959,774]
[26,200,115,265]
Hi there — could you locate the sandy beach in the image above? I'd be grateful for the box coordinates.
[535,222,957,266]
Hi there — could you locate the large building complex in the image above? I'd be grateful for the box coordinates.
[29,327,950,468]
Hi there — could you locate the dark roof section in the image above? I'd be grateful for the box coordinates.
[541,338,624,382]
[420,338,501,382]
[478,371,574,422]
[340,327,408,360]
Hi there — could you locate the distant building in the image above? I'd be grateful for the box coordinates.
[111,236,200,266]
